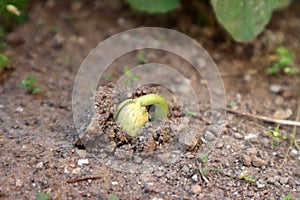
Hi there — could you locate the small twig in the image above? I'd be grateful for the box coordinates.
[226,108,300,127]
[280,103,300,168]
[66,176,102,184]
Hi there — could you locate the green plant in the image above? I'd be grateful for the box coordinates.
[114,94,169,137]
[35,192,50,200]
[267,47,298,75]
[123,68,140,86]
[282,194,292,200]
[128,0,292,42]
[0,53,9,69]
[107,194,120,200]
[199,154,209,163]
[104,73,112,81]
[137,52,147,63]
[268,125,286,140]
[188,111,198,117]
[242,175,257,183]
[20,76,41,94]
[128,0,180,13]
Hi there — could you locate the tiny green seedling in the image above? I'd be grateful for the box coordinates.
[242,175,257,183]
[107,194,120,200]
[137,52,147,63]
[267,47,298,75]
[268,125,287,140]
[199,154,209,163]
[188,111,198,117]
[20,76,41,94]
[35,192,50,200]
[228,100,237,108]
[114,94,169,137]
[123,68,140,86]
[0,53,9,69]
[282,194,292,200]
[104,73,112,81]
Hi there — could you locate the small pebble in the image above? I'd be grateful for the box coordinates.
[238,170,248,180]
[192,174,199,182]
[181,165,190,173]
[36,162,43,169]
[203,130,216,141]
[241,155,251,166]
[279,177,289,185]
[215,140,224,149]
[15,179,23,187]
[267,177,276,184]
[233,132,244,139]
[77,158,89,166]
[71,167,81,174]
[154,171,164,178]
[256,180,265,189]
[111,181,118,185]
[269,84,282,94]
[251,156,268,167]
[191,184,202,194]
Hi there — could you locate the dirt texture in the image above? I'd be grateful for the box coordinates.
[0,0,300,199]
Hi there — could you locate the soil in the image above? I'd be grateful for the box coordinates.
[0,0,300,199]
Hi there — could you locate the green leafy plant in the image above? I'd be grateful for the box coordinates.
[123,68,140,86]
[35,192,50,200]
[128,0,180,13]
[0,53,9,69]
[114,94,169,137]
[267,47,298,75]
[128,0,292,42]
[137,52,147,64]
[188,111,198,117]
[282,194,292,200]
[199,154,209,163]
[107,194,120,200]
[268,125,286,140]
[242,175,257,183]
[20,76,41,94]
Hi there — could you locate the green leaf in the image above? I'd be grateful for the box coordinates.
[210,0,292,41]
[279,57,293,66]
[199,154,209,163]
[128,0,180,13]
[35,192,50,200]
[0,53,9,69]
[282,194,292,200]
[275,47,294,57]
[108,194,119,200]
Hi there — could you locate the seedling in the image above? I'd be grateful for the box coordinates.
[228,100,237,108]
[114,94,169,137]
[268,125,287,140]
[35,192,50,200]
[0,53,8,69]
[137,52,147,63]
[123,68,140,86]
[242,175,257,183]
[20,76,41,94]
[282,194,292,200]
[104,73,112,81]
[188,111,198,117]
[107,194,119,200]
[267,47,298,75]
[199,154,209,163]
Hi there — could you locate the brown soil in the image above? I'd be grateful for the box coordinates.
[0,0,299,199]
